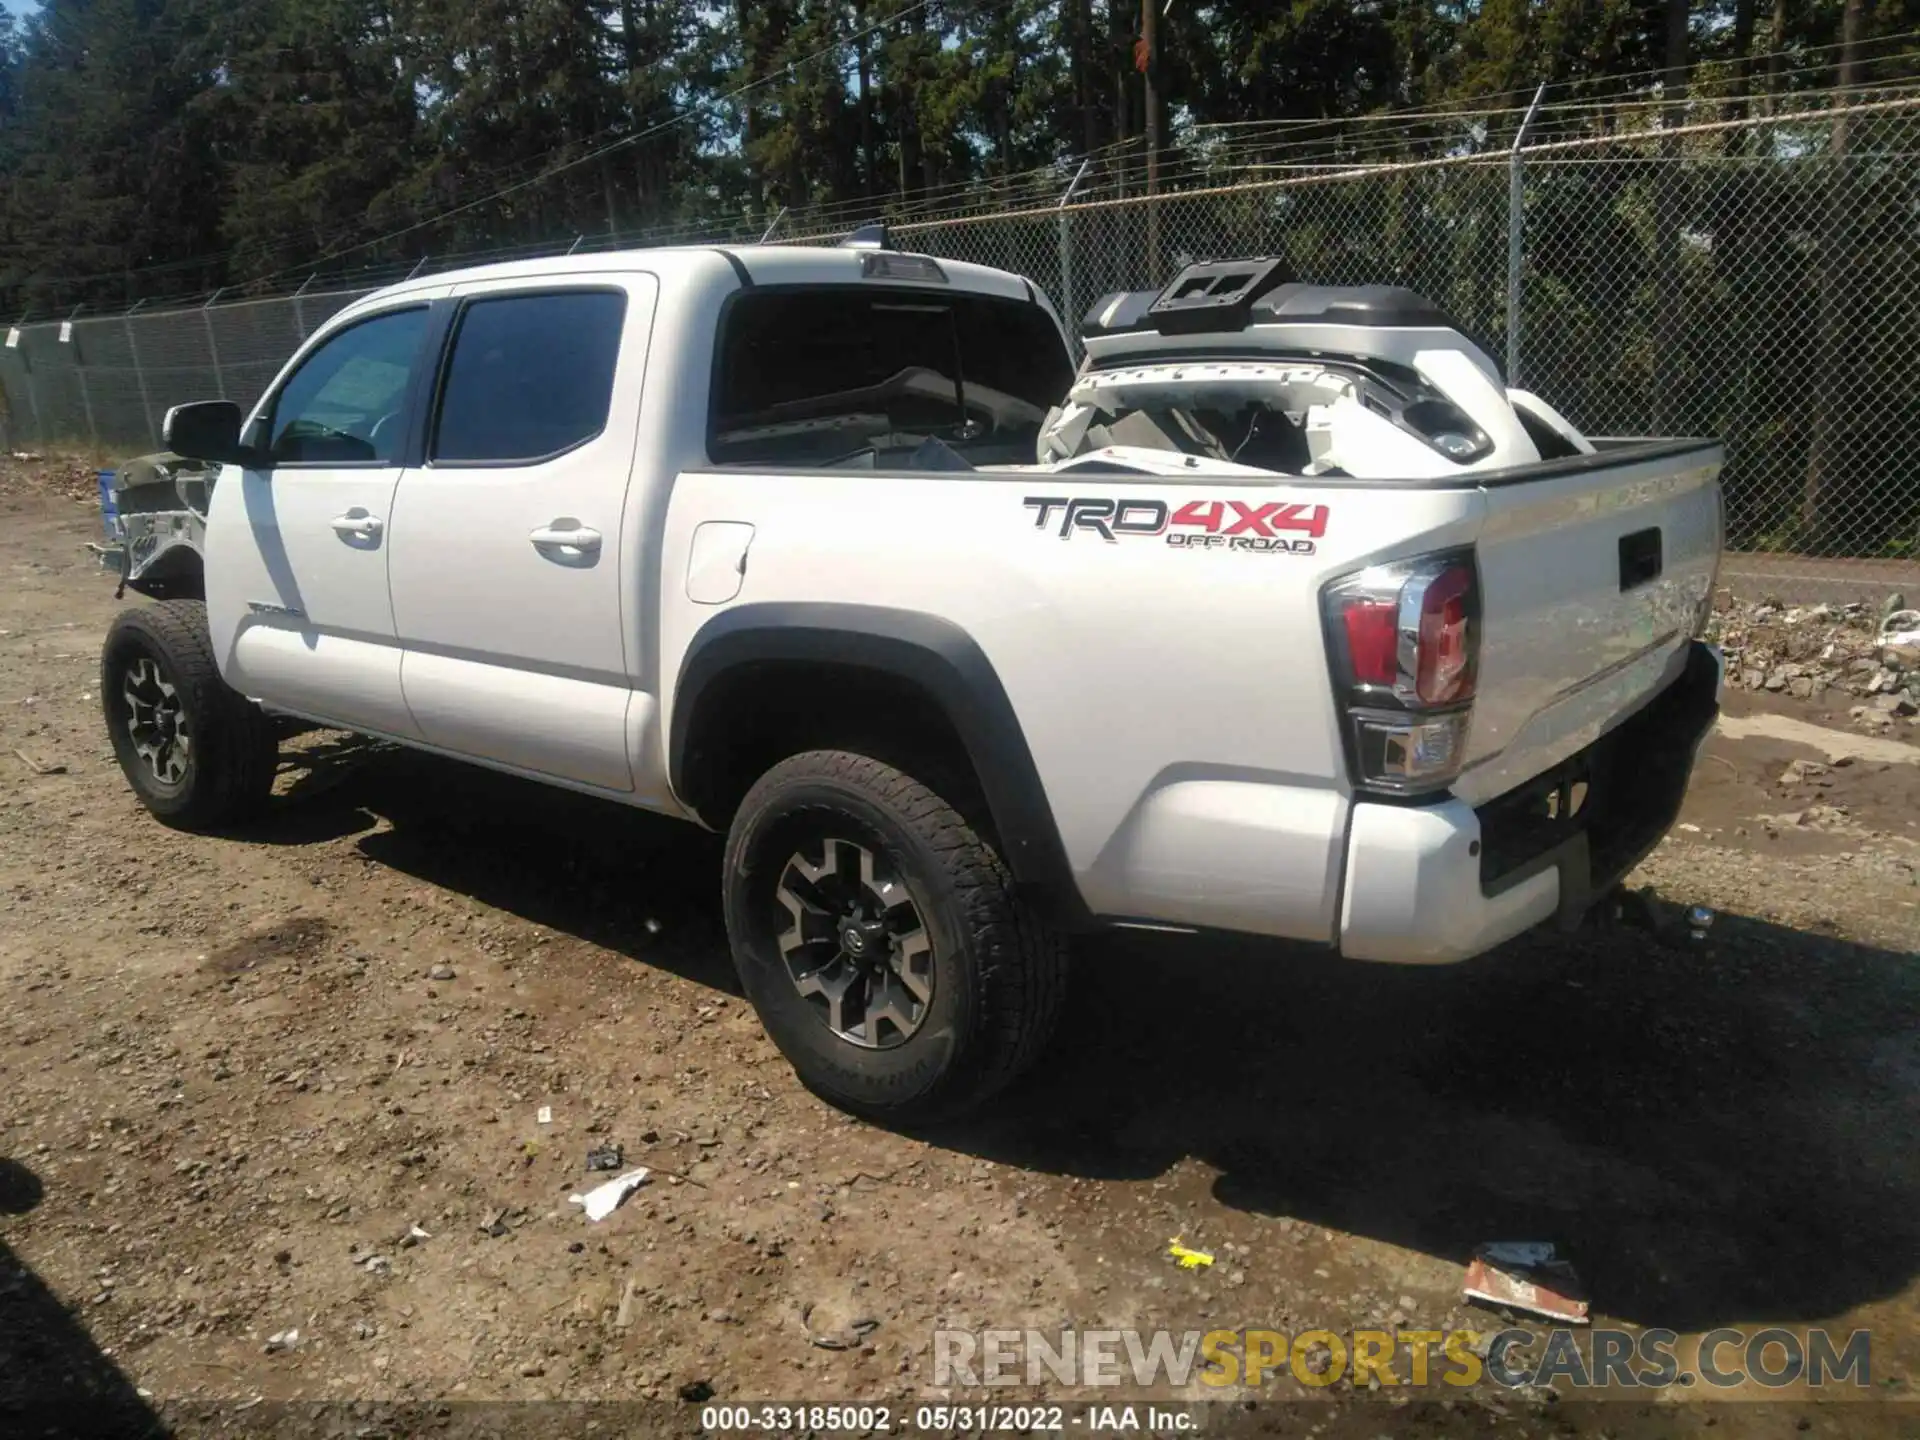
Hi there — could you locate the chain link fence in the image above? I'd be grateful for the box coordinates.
[4,89,1917,562]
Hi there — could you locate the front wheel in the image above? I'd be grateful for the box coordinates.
[101,600,278,830]
[723,750,1067,1123]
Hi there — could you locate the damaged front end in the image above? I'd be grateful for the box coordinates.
[92,452,217,599]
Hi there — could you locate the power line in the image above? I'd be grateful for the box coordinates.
[242,0,961,287]
[12,22,1917,305]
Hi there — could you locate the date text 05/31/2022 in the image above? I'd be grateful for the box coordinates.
[1023,496,1330,554]
[698,1404,1189,1432]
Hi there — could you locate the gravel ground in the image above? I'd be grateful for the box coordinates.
[2,459,1918,1438]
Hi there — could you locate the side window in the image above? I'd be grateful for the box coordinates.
[269,307,428,464]
[708,289,1073,466]
[432,291,627,464]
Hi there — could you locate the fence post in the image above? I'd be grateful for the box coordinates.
[1057,158,1092,349]
[1506,83,1547,388]
[68,307,99,449]
[19,327,46,450]
[124,303,159,449]
[293,272,318,339]
[201,288,228,401]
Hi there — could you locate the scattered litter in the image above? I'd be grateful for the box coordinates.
[480,1207,510,1238]
[1167,1237,1215,1270]
[802,1288,881,1350]
[568,1166,651,1222]
[536,1105,552,1126]
[263,1328,300,1353]
[398,1223,431,1249]
[361,1254,391,1276]
[11,748,65,776]
[1686,905,1716,943]
[1881,609,1920,647]
[678,1380,715,1403]
[1463,1242,1589,1324]
[427,964,455,981]
[615,1276,642,1328]
[586,1143,624,1172]
[1778,758,1830,786]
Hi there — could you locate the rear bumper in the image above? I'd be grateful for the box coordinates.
[1338,640,1722,963]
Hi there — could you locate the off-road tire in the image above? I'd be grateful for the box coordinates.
[101,600,278,830]
[723,749,1068,1123]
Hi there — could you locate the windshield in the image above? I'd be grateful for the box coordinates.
[708,287,1073,467]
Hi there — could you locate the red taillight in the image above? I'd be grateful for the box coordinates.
[1342,599,1400,687]
[1322,551,1481,796]
[1415,564,1476,704]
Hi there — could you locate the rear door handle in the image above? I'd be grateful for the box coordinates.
[330,510,383,539]
[530,523,602,553]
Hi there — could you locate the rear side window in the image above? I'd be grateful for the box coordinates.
[432,290,627,464]
[709,288,1073,466]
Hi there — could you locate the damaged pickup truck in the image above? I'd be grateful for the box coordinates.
[98,239,1724,1120]
[97,451,221,599]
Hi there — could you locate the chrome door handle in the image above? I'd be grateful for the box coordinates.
[330,511,383,538]
[529,524,602,553]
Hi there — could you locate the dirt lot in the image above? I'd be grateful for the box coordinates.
[3,461,1919,1438]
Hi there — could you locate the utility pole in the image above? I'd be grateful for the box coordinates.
[1141,0,1162,281]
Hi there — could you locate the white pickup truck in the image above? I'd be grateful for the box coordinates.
[101,238,1724,1119]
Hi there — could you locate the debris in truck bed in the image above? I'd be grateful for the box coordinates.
[1463,1242,1590,1324]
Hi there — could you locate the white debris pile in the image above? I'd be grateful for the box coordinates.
[1706,592,1920,729]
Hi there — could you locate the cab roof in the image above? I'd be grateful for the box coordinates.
[352,243,1040,310]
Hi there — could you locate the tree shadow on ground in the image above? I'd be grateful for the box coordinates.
[236,740,1920,1331]
[0,1160,168,1438]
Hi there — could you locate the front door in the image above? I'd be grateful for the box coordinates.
[206,302,436,738]
[387,277,656,791]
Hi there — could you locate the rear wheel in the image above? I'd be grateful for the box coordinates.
[723,750,1067,1122]
[101,600,278,830]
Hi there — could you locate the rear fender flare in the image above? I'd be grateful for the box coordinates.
[670,602,1086,927]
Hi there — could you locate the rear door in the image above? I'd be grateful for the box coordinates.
[209,301,439,737]
[387,276,657,791]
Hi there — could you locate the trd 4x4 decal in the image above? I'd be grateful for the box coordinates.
[1022,496,1327,554]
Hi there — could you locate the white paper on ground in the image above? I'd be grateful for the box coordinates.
[568,1167,651,1222]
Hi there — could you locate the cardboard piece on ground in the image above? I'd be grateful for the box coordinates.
[1462,1242,1589,1324]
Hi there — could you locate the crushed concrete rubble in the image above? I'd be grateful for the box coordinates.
[1706,591,1920,732]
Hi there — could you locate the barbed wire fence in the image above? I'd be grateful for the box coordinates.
[2,82,1916,564]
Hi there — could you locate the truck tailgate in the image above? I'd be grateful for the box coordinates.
[1453,439,1723,806]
